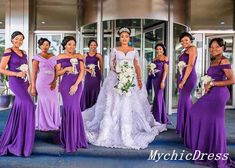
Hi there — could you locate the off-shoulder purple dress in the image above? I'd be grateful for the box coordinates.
[57,58,88,152]
[0,49,35,157]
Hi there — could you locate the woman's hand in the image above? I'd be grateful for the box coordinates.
[27,83,32,95]
[86,68,92,74]
[160,81,165,89]
[65,66,73,74]
[205,82,214,94]
[31,86,37,96]
[50,80,56,90]
[178,79,186,89]
[137,79,142,89]
[16,71,26,78]
[69,84,78,96]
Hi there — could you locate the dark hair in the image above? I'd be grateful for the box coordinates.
[117,26,131,36]
[11,31,25,40]
[209,38,226,51]
[61,36,76,50]
[38,38,51,48]
[179,32,194,42]
[88,39,98,47]
[155,43,167,56]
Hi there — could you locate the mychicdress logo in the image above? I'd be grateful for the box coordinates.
[148,150,229,162]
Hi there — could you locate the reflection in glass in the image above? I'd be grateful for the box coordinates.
[172,24,187,108]
[0,33,5,59]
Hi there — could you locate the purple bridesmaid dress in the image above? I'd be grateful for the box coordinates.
[81,53,101,111]
[146,60,168,124]
[184,63,235,168]
[33,54,60,131]
[0,49,35,157]
[57,58,88,152]
[176,53,197,137]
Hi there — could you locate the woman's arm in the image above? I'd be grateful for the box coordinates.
[97,53,103,75]
[31,59,39,95]
[83,54,92,74]
[182,46,197,82]
[161,57,169,89]
[69,54,85,95]
[212,59,235,86]
[134,57,142,89]
[55,63,70,76]
[49,66,58,90]
[0,49,25,78]
[74,57,85,86]
[179,46,197,89]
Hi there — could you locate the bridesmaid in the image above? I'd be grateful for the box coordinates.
[31,38,60,131]
[146,43,169,124]
[81,40,102,111]
[0,31,35,156]
[176,32,197,138]
[184,38,235,168]
[56,36,88,152]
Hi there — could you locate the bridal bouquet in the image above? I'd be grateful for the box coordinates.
[147,63,160,77]
[178,61,187,77]
[114,60,135,96]
[70,58,78,74]
[17,64,28,82]
[87,64,96,77]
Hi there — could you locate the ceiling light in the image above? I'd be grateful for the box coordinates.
[220,21,225,25]
[41,21,46,24]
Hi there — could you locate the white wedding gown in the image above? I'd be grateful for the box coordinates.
[82,48,167,150]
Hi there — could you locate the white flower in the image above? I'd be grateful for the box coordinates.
[117,83,124,89]
[17,64,28,82]
[116,65,122,73]
[114,88,123,95]
[70,58,78,74]
[18,64,28,72]
[197,75,214,97]
[147,63,159,76]
[148,63,156,69]
[178,61,187,77]
[70,58,78,64]
[201,75,213,84]
[125,68,134,75]
[87,64,96,77]
[120,76,128,84]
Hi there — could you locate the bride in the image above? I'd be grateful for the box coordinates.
[82,27,167,150]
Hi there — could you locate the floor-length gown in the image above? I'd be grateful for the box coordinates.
[0,49,35,157]
[176,52,197,137]
[33,54,60,131]
[146,59,169,124]
[57,58,88,152]
[81,53,101,111]
[184,62,235,168]
[82,48,167,150]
